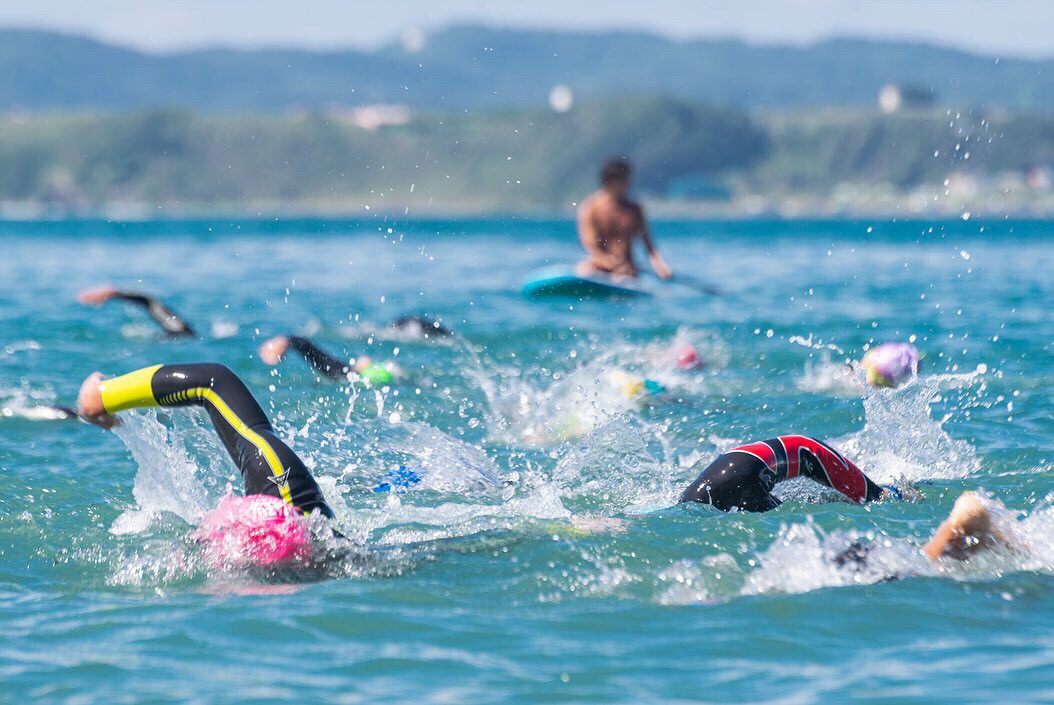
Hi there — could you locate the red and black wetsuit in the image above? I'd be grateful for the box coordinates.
[679,435,884,512]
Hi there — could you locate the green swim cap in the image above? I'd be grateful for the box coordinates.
[359,363,394,386]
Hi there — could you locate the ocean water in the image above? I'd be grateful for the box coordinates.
[0,217,1051,704]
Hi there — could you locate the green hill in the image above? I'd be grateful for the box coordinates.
[2,98,1053,214]
[0,98,769,210]
[1,26,1053,112]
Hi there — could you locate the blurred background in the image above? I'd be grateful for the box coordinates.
[0,0,1052,218]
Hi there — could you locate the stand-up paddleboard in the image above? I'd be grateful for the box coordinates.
[522,266,652,300]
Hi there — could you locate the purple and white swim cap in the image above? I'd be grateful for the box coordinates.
[861,342,921,388]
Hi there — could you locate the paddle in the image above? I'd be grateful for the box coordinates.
[649,272,722,296]
[675,274,722,296]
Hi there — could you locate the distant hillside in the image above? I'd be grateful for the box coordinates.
[2,26,1053,112]
[0,98,768,210]
[2,98,1053,215]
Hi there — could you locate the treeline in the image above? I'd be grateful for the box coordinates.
[752,111,1054,192]
[0,99,768,210]
[1,98,1052,212]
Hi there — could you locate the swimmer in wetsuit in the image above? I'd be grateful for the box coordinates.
[680,435,893,512]
[256,314,449,385]
[257,335,403,386]
[77,363,332,517]
[78,285,195,338]
[390,315,452,338]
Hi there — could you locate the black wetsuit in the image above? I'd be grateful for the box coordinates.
[283,317,450,379]
[286,336,350,380]
[110,291,196,338]
[680,435,884,512]
[391,315,452,337]
[112,363,333,517]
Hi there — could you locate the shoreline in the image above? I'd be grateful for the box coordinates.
[3,198,1053,223]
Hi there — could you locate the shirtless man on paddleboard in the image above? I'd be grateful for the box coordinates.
[576,158,672,280]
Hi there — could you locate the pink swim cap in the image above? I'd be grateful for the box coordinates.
[862,342,921,388]
[672,344,704,370]
[195,494,312,568]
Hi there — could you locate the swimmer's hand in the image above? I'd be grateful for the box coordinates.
[649,252,672,280]
[880,484,903,501]
[77,285,119,306]
[258,336,290,365]
[76,371,119,429]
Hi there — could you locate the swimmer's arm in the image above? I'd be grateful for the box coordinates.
[637,207,672,279]
[287,336,350,380]
[834,473,888,504]
[923,521,960,561]
[117,292,195,337]
[76,366,161,427]
[923,491,1000,561]
[802,453,886,504]
[79,286,195,337]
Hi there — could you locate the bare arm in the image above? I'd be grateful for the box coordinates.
[637,206,672,279]
[923,491,1001,561]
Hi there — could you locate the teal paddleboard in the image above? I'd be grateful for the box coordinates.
[522,266,652,299]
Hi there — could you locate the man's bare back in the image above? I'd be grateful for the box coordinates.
[577,192,645,277]
[577,158,671,280]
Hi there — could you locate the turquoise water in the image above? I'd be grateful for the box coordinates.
[0,218,1051,704]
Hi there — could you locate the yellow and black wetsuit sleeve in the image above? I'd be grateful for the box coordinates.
[100,362,332,517]
[112,291,195,338]
[287,336,350,380]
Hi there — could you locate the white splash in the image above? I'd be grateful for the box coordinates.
[109,410,214,533]
[837,371,982,482]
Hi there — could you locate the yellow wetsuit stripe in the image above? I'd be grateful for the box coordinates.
[99,364,163,413]
[99,365,295,510]
[185,387,294,507]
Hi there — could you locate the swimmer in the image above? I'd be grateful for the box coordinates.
[659,342,704,371]
[390,315,452,339]
[258,335,402,386]
[78,285,195,338]
[1,402,79,421]
[861,342,921,388]
[680,435,896,512]
[831,491,1012,579]
[607,369,666,401]
[922,490,1005,561]
[673,345,703,371]
[77,363,337,565]
[576,157,672,280]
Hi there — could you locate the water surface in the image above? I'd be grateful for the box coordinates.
[1,218,1051,704]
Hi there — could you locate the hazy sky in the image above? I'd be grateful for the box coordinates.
[2,0,1052,58]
